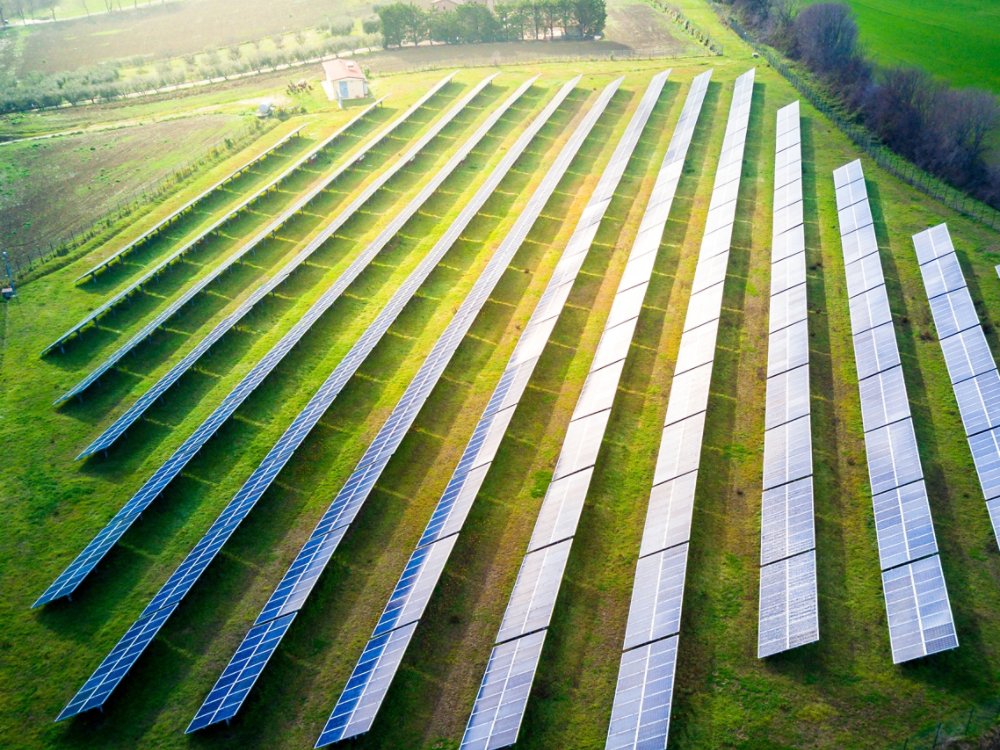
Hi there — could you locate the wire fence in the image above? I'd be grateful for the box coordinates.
[721,13,1000,231]
[1,119,275,279]
[894,697,1000,749]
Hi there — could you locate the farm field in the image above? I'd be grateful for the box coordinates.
[2,6,1000,750]
[0,0,372,77]
[803,0,1000,92]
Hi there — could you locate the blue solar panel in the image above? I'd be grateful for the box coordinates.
[37,76,526,611]
[55,76,567,719]
[190,75,618,735]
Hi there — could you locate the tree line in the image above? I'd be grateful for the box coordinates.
[374,0,607,48]
[722,0,1000,210]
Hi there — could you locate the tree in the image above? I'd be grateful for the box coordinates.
[792,3,859,78]
[573,0,606,38]
[362,15,381,34]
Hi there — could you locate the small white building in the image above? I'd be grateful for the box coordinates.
[322,59,370,105]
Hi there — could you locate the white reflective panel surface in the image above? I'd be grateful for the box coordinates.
[640,472,698,557]
[653,412,707,485]
[882,556,958,664]
[872,480,938,569]
[757,550,819,658]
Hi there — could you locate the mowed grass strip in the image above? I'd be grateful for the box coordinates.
[3,55,1000,750]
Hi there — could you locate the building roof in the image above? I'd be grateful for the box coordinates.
[323,59,367,83]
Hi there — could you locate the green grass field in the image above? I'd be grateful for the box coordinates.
[2,4,1000,750]
[803,0,1000,92]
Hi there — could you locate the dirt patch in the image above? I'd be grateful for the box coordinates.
[15,0,372,76]
[0,112,246,260]
[603,0,699,52]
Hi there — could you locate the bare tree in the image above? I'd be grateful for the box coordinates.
[792,3,860,77]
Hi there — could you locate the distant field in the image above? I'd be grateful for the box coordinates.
[2,0,372,76]
[804,0,999,92]
[0,113,254,259]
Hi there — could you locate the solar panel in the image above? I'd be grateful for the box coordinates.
[605,636,678,750]
[684,283,726,332]
[969,427,1000,503]
[953,369,1000,436]
[552,409,612,480]
[663,362,712,426]
[528,468,595,552]
[496,541,573,644]
[38,76,548,609]
[689,250,730,294]
[574,360,626,420]
[871,480,938,569]
[858,365,910,432]
[608,68,756,750]
[768,283,808,334]
[852,323,901,381]
[772,223,805,263]
[57,74,470,407]
[592,319,639,372]
[939,327,995,384]
[844,251,886,299]
[59,77,595,719]
[757,550,819,658]
[762,415,813,490]
[834,178,868,212]
[833,159,864,190]
[767,318,809,378]
[773,200,804,239]
[773,180,803,213]
[760,477,815,565]
[841,223,879,265]
[604,282,649,330]
[675,318,721,375]
[622,544,689,649]
[771,252,806,296]
[848,286,892,335]
[460,630,546,750]
[639,472,698,558]
[838,199,874,236]
[764,364,811,430]
[920,252,967,300]
[882,556,958,663]
[654,412,707,485]
[927,287,980,339]
[913,223,953,265]
[864,419,923,496]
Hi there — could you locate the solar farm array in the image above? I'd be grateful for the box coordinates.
[9,64,1000,750]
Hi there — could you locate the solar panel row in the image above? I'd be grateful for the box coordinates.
[183,75,618,740]
[38,74,524,610]
[79,79,535,458]
[54,72,463,406]
[44,102,381,357]
[608,69,755,750]
[913,223,1000,548]
[74,124,307,283]
[459,69,712,750]
[54,74,570,723]
[833,160,958,664]
[756,101,819,657]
